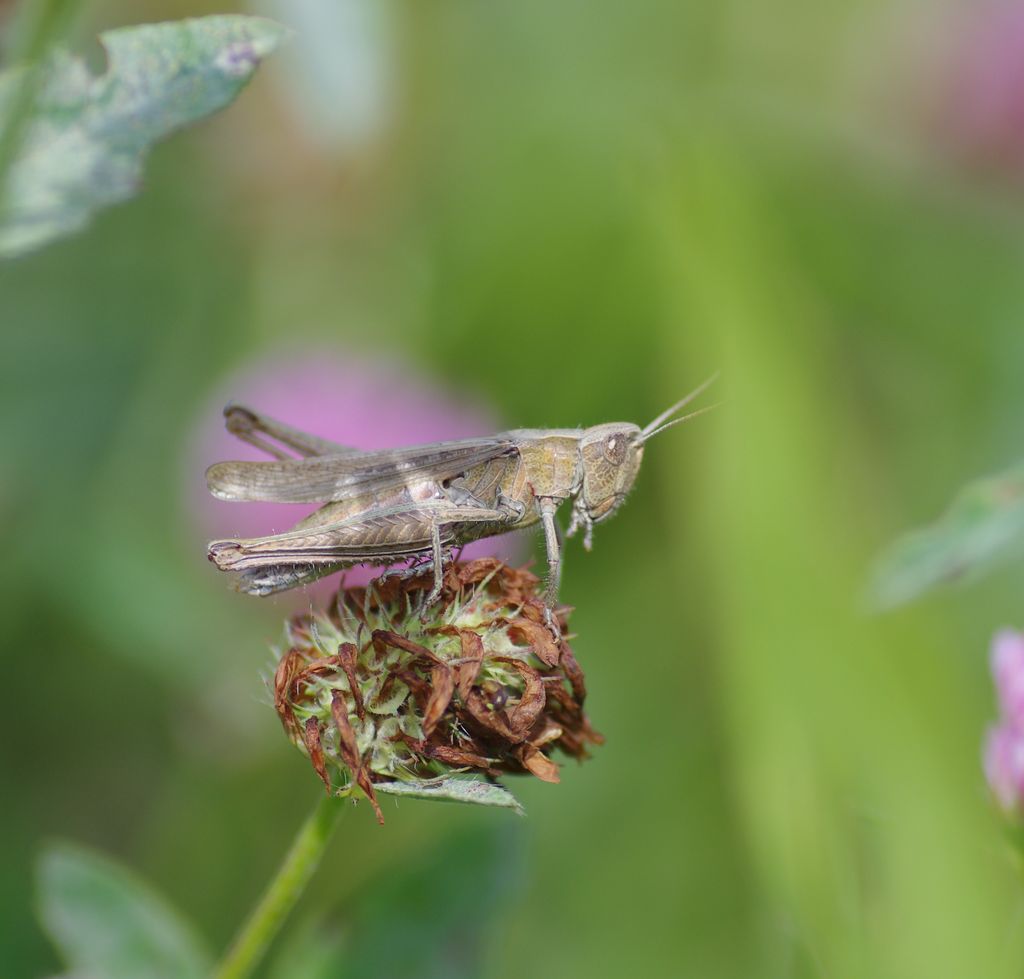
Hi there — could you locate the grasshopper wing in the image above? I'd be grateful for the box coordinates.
[206,437,518,504]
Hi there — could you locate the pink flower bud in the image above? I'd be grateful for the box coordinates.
[984,719,1024,813]
[991,629,1024,725]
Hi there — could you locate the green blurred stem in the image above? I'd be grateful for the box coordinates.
[213,795,343,979]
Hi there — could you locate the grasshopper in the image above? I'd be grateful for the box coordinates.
[206,376,717,611]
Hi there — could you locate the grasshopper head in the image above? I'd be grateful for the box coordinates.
[577,423,645,527]
[569,376,719,550]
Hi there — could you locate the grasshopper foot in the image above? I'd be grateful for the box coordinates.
[416,574,447,624]
[379,551,449,586]
[387,549,451,620]
[542,604,561,640]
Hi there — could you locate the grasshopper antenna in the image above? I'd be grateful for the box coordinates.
[639,402,721,442]
[640,372,720,441]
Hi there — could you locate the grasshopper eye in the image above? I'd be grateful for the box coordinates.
[604,435,627,465]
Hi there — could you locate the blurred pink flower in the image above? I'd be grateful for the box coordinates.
[984,720,1024,812]
[187,351,522,598]
[984,628,1024,813]
[927,1,1024,175]
[991,629,1024,724]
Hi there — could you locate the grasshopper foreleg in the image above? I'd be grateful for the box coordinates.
[537,497,563,635]
[426,519,445,606]
[566,504,594,551]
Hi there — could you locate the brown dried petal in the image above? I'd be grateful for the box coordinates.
[494,657,547,737]
[456,630,485,700]
[508,617,561,668]
[495,564,542,604]
[273,649,304,738]
[373,629,443,665]
[554,730,584,757]
[330,690,361,772]
[274,649,302,706]
[448,557,503,588]
[582,717,605,746]
[367,574,402,605]
[302,718,330,793]
[357,768,385,825]
[548,688,589,741]
[291,655,341,700]
[445,558,541,606]
[556,718,605,758]
[516,598,546,624]
[372,568,434,606]
[425,743,495,771]
[423,662,455,737]
[543,678,580,719]
[331,690,384,825]
[517,596,573,634]
[517,744,560,783]
[560,644,587,703]
[337,642,364,720]
[528,718,564,748]
[462,690,520,742]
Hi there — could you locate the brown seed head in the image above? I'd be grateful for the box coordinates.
[270,559,603,822]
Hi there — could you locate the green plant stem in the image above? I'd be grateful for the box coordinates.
[213,795,343,979]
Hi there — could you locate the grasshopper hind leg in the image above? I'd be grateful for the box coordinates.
[223,404,358,459]
[537,498,564,638]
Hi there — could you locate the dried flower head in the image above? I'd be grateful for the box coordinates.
[271,559,603,823]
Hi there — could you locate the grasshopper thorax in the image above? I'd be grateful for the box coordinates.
[576,422,644,527]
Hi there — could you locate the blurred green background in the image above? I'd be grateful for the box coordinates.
[4,0,1024,976]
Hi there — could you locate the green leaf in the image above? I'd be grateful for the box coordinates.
[869,462,1024,609]
[36,842,212,979]
[375,776,525,815]
[0,15,287,258]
